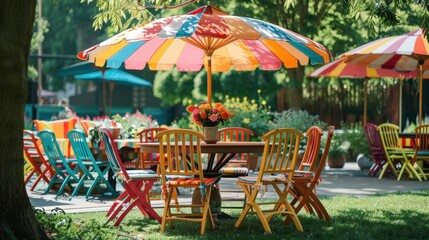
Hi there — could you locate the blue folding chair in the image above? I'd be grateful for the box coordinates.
[68,129,117,199]
[37,130,80,199]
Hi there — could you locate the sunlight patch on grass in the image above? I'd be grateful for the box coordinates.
[48,191,429,239]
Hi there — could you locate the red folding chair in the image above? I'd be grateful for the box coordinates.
[99,128,161,226]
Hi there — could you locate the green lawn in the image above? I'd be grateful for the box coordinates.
[37,191,429,240]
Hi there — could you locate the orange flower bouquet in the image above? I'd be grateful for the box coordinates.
[186,102,234,127]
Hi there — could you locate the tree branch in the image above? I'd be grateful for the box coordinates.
[143,0,200,10]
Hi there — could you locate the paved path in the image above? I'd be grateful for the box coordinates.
[27,163,429,213]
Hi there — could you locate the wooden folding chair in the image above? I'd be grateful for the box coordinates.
[99,128,161,226]
[286,126,334,224]
[364,123,387,177]
[136,127,179,209]
[234,128,304,234]
[217,127,255,176]
[23,130,54,191]
[68,129,117,199]
[216,127,254,210]
[377,123,425,181]
[287,126,323,215]
[156,128,220,236]
[412,125,429,179]
[24,155,35,178]
[37,130,80,198]
[137,127,168,170]
[296,126,323,172]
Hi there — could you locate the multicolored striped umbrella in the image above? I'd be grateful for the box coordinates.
[308,57,429,126]
[309,57,429,79]
[339,28,429,123]
[78,4,332,105]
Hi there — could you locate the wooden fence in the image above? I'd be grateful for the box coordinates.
[298,78,395,127]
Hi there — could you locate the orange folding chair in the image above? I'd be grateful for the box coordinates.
[412,125,429,179]
[234,128,304,234]
[287,126,323,216]
[217,127,254,210]
[23,130,54,191]
[296,126,324,172]
[286,126,334,224]
[156,128,221,236]
[99,128,161,226]
[217,127,254,176]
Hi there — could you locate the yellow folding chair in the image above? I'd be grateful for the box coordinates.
[377,123,425,181]
[23,154,35,178]
[234,128,304,234]
[156,128,220,236]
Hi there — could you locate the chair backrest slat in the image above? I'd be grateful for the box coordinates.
[38,130,76,176]
[218,127,254,161]
[377,123,402,151]
[100,128,126,177]
[414,124,429,151]
[156,129,204,178]
[259,128,304,177]
[298,126,323,171]
[364,123,387,162]
[313,126,335,179]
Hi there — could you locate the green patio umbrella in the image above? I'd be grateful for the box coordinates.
[75,68,151,115]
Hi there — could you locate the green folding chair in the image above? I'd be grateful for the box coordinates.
[68,129,117,199]
[38,130,80,199]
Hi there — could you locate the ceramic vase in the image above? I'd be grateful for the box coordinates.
[203,126,218,144]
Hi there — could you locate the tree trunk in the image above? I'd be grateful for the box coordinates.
[0,1,48,239]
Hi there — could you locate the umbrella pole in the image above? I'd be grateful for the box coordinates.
[109,82,115,117]
[363,78,367,126]
[419,63,423,125]
[102,70,107,116]
[399,80,403,129]
[207,55,212,106]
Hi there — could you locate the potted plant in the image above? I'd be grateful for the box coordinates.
[328,135,349,168]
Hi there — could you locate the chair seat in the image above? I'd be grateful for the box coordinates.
[416,151,429,156]
[219,167,248,175]
[117,170,158,180]
[294,171,314,177]
[168,177,219,187]
[237,175,292,184]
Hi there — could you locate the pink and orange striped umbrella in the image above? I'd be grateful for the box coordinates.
[78,4,332,105]
[339,28,429,123]
[309,57,429,79]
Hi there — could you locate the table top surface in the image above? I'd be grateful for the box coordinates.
[137,141,265,153]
